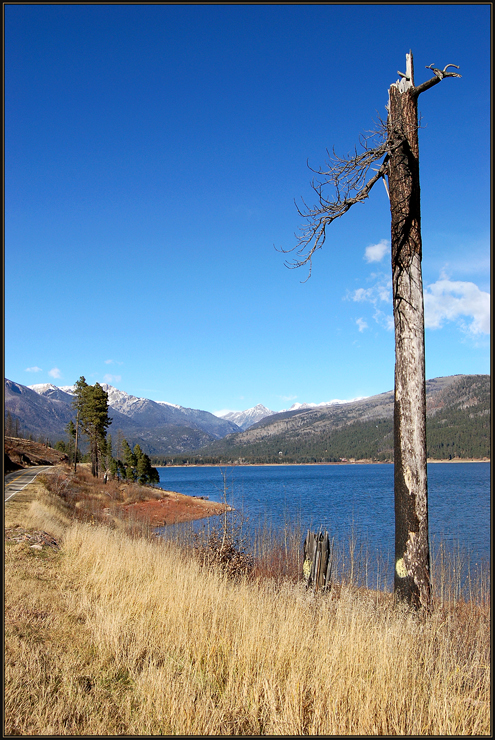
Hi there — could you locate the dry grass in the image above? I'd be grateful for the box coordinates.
[4,468,491,735]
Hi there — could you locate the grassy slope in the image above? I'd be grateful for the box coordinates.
[4,469,491,735]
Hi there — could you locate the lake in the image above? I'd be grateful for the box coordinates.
[154,462,490,589]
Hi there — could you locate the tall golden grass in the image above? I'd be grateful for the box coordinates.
[4,468,490,735]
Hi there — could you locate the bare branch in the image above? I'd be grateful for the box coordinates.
[282,58,459,281]
[279,146,390,280]
[412,63,461,97]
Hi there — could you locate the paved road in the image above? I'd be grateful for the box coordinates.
[4,466,53,502]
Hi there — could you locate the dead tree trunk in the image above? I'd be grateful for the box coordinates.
[74,410,79,474]
[387,53,430,610]
[286,51,460,611]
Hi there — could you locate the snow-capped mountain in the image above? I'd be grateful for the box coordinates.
[216,397,371,430]
[8,380,240,454]
[28,383,75,404]
[29,382,240,436]
[283,397,368,412]
[58,384,183,414]
[216,404,275,431]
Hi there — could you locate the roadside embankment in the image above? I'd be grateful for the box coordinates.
[4,436,68,472]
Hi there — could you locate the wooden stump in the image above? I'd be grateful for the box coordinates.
[303,530,332,591]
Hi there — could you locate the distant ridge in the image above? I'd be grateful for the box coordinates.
[216,397,370,430]
[216,404,275,430]
[4,374,489,462]
[155,375,490,464]
[4,379,241,456]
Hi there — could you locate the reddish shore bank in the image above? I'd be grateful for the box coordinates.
[121,490,229,526]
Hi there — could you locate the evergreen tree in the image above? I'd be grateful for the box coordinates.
[72,376,89,473]
[117,460,126,481]
[149,466,160,486]
[65,420,76,466]
[134,444,154,485]
[108,456,119,480]
[121,439,137,481]
[73,377,112,477]
[114,439,160,485]
[105,433,113,472]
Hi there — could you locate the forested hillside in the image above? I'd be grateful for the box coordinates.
[424,374,490,460]
[152,375,490,465]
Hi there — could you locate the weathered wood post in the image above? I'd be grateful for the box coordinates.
[303,530,332,591]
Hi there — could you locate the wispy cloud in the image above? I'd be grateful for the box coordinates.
[103,374,122,384]
[25,366,42,373]
[424,279,490,335]
[350,273,391,305]
[280,394,297,402]
[104,359,123,365]
[347,272,393,331]
[48,367,62,379]
[364,239,389,263]
[350,271,490,338]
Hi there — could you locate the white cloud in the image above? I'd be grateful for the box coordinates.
[352,287,373,302]
[48,367,62,379]
[424,279,490,335]
[279,394,298,402]
[213,409,239,417]
[364,239,389,263]
[350,273,391,305]
[347,273,394,332]
[349,264,490,339]
[105,359,123,365]
[25,366,42,373]
[103,374,122,384]
[374,309,394,332]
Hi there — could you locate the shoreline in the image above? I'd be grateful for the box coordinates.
[120,489,229,527]
[155,458,490,468]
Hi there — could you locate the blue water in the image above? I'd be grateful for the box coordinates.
[155,463,490,586]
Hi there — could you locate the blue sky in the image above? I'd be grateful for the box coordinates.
[5,4,491,414]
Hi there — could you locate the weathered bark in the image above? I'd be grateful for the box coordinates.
[288,51,460,610]
[387,53,431,610]
[303,530,332,591]
[74,410,79,473]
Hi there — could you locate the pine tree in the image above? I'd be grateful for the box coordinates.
[5,411,13,436]
[121,439,137,481]
[134,444,155,485]
[108,456,119,480]
[106,433,113,472]
[72,376,89,473]
[65,420,76,466]
[73,377,112,477]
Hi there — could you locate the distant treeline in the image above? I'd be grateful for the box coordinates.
[151,404,490,467]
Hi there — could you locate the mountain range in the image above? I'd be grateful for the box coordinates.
[217,404,275,430]
[156,374,491,464]
[4,374,490,461]
[4,380,241,455]
[215,396,369,430]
